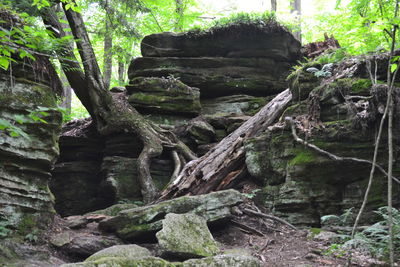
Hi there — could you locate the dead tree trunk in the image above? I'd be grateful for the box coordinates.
[159,89,292,200]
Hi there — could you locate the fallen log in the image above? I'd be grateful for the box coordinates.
[159,89,292,200]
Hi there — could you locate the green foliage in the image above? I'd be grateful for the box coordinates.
[343,207,400,260]
[187,11,295,36]
[210,11,278,29]
[0,219,12,238]
[24,229,39,243]
[242,189,261,199]
[304,0,400,55]
[323,243,348,258]
[0,118,30,139]
[0,106,53,139]
[0,2,74,72]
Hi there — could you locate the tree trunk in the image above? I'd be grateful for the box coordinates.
[175,0,184,31]
[271,0,277,12]
[118,60,125,85]
[50,2,195,203]
[41,5,95,117]
[61,86,72,115]
[290,0,301,42]
[159,89,292,200]
[103,2,113,90]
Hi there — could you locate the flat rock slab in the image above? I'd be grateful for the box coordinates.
[156,213,219,259]
[127,77,201,116]
[128,57,291,98]
[99,189,243,241]
[140,25,300,61]
[61,256,174,267]
[181,254,261,267]
[50,231,123,258]
[85,244,151,262]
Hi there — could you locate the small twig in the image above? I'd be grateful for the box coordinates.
[231,220,265,237]
[242,208,298,231]
[259,239,273,253]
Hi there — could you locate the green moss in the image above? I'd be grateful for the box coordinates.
[350,78,372,93]
[289,149,318,166]
[309,227,322,238]
[17,215,37,236]
[89,256,175,267]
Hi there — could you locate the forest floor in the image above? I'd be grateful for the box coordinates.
[213,212,385,267]
[1,206,389,267]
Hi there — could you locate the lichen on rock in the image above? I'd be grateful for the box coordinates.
[156,213,219,259]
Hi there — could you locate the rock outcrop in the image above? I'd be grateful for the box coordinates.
[0,60,62,230]
[130,23,300,99]
[245,58,400,226]
[51,20,300,215]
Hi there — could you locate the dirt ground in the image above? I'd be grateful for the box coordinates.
[213,213,386,267]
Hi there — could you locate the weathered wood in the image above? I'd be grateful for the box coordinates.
[303,33,340,59]
[159,89,292,200]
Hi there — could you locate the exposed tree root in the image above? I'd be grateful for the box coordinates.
[242,208,298,231]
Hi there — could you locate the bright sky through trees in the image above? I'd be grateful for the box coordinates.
[199,0,336,17]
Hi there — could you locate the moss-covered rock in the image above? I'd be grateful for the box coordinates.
[62,256,175,267]
[156,213,219,259]
[245,75,400,226]
[85,244,151,262]
[129,57,292,98]
[127,77,201,116]
[202,95,268,116]
[0,71,62,231]
[98,190,243,241]
[180,254,261,267]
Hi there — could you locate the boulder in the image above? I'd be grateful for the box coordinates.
[174,117,216,147]
[128,57,291,98]
[156,213,219,259]
[127,77,201,116]
[99,189,243,241]
[181,254,261,267]
[61,256,174,267]
[50,231,123,258]
[201,95,268,116]
[140,23,300,60]
[85,244,151,262]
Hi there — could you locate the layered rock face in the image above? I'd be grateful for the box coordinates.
[130,25,301,98]
[0,63,62,229]
[52,22,301,216]
[245,59,400,226]
[51,120,174,216]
